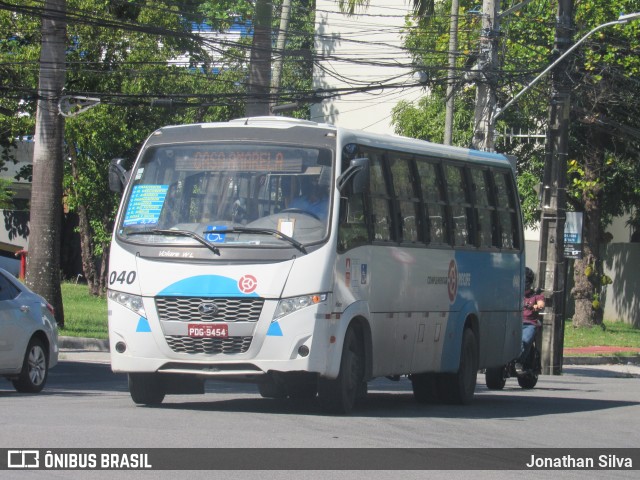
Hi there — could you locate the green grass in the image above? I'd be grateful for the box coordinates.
[563,319,640,348]
[57,281,640,350]
[58,282,108,339]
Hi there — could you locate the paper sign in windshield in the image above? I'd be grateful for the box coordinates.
[123,185,168,226]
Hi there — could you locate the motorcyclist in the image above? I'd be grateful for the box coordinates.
[516,267,545,373]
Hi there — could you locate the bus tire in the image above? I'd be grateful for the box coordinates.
[285,376,318,399]
[258,379,287,399]
[438,328,478,405]
[317,326,364,414]
[485,366,507,390]
[410,373,438,403]
[128,373,166,405]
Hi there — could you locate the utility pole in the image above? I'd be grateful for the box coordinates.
[537,0,573,375]
[472,0,499,151]
[443,0,460,145]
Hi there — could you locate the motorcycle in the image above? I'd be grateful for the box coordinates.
[485,316,542,390]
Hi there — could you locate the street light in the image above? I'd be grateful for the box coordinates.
[494,12,640,120]
[517,11,640,376]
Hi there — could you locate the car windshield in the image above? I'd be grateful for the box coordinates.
[117,143,334,249]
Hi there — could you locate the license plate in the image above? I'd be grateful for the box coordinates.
[187,323,228,338]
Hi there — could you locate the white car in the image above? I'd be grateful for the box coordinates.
[0,268,58,392]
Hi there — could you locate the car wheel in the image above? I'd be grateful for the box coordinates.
[12,337,49,393]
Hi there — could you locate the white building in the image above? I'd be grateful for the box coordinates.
[311,1,424,134]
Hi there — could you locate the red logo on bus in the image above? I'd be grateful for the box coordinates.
[238,274,258,294]
[447,259,458,303]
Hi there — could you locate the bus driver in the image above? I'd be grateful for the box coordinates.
[289,176,329,220]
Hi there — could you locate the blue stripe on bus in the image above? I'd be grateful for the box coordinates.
[267,321,283,336]
[158,275,259,297]
[136,317,152,332]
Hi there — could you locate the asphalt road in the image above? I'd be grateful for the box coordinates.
[2,352,639,479]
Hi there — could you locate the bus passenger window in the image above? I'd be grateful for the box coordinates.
[390,156,420,243]
[369,155,393,242]
[338,192,368,252]
[470,168,497,249]
[416,161,447,245]
[444,164,473,247]
[494,172,520,249]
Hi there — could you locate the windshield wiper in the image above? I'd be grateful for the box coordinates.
[126,228,221,256]
[203,227,307,255]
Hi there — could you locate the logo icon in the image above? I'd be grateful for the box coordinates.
[447,259,458,303]
[198,302,219,318]
[238,274,258,294]
[8,450,39,469]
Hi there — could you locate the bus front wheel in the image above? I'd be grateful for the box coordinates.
[128,373,166,405]
[317,326,365,414]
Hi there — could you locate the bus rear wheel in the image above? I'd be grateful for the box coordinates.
[411,373,438,403]
[438,328,478,405]
[128,373,166,405]
[317,326,365,414]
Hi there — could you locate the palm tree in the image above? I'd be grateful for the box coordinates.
[27,0,67,326]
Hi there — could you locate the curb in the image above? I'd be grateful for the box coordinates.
[564,355,640,366]
[59,336,109,352]
[58,337,640,366]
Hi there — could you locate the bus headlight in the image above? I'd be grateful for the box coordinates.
[108,290,146,317]
[274,293,327,320]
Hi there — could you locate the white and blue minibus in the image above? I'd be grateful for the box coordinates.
[107,116,525,413]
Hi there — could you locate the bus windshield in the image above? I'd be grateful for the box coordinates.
[117,143,334,248]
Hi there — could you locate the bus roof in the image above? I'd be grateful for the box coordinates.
[150,116,512,169]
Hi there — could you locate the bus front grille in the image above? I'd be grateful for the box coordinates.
[155,297,264,323]
[165,335,253,355]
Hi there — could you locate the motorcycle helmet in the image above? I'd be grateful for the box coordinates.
[525,267,535,289]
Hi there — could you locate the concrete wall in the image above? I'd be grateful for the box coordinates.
[602,243,640,327]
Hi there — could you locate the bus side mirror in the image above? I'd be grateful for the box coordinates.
[337,157,369,194]
[109,158,130,193]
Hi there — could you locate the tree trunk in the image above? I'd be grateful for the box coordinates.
[26,0,67,326]
[68,145,99,295]
[245,0,272,116]
[571,130,605,328]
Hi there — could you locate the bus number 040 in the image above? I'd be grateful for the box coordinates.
[109,270,136,285]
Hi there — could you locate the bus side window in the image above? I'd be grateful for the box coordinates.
[416,160,447,245]
[368,153,393,242]
[338,191,368,252]
[470,167,498,249]
[444,164,473,247]
[390,155,421,244]
[494,172,520,250]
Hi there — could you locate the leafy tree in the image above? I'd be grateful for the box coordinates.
[394,0,640,328]
[62,0,248,295]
